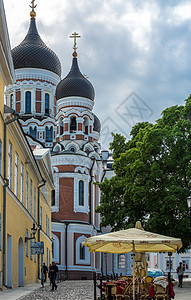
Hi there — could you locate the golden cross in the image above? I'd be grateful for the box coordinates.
[30,0,37,11]
[69,32,81,52]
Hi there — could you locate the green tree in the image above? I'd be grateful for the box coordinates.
[96,105,191,251]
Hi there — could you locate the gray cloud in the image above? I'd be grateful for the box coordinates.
[5,0,191,148]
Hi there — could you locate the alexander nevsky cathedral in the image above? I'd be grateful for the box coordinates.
[5,1,117,280]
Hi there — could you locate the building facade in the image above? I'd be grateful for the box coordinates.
[6,2,105,280]
[0,0,53,289]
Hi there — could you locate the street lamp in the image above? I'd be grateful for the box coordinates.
[25,223,38,242]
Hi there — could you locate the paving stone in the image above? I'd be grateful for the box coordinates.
[20,281,98,300]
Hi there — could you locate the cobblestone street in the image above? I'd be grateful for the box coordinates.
[19,281,97,300]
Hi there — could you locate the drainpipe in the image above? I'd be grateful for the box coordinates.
[89,159,95,225]
[3,115,19,288]
[65,222,69,280]
[37,179,46,279]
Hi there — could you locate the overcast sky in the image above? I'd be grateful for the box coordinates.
[4,0,191,149]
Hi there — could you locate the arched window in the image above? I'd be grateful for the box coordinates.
[80,243,85,260]
[25,91,31,113]
[83,117,89,135]
[45,127,53,142]
[70,117,77,133]
[79,180,84,206]
[45,93,50,115]
[29,127,37,139]
[10,94,13,109]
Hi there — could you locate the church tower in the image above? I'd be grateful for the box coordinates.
[51,34,102,280]
[6,2,103,279]
[6,2,61,147]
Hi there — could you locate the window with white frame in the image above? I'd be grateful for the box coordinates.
[10,94,14,109]
[25,91,31,113]
[79,180,84,206]
[182,259,189,270]
[76,236,90,265]
[52,234,59,263]
[118,254,126,269]
[166,259,173,271]
[26,172,29,209]
[8,141,13,189]
[14,152,19,197]
[34,188,37,221]
[20,162,24,203]
[74,174,89,213]
[30,180,33,215]
[0,139,2,175]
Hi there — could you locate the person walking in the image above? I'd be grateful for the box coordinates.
[177,262,184,288]
[49,261,58,291]
[42,263,48,283]
[48,263,52,286]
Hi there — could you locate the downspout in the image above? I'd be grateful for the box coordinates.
[37,179,46,279]
[3,115,19,288]
[65,222,69,280]
[89,159,95,225]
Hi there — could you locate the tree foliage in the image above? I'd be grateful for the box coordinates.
[96,104,191,251]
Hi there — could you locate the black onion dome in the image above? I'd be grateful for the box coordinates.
[56,57,95,101]
[12,18,61,77]
[93,114,101,133]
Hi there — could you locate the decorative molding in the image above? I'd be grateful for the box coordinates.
[14,68,60,85]
[76,235,90,265]
[52,155,92,169]
[57,97,94,111]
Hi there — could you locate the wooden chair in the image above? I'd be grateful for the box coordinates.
[155,284,168,300]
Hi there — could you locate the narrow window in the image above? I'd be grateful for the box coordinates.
[26,229,29,257]
[30,235,33,259]
[25,91,31,113]
[29,127,37,139]
[26,172,29,209]
[80,243,85,260]
[8,142,13,189]
[20,163,24,204]
[34,188,37,221]
[118,254,126,269]
[0,213,1,250]
[70,117,77,132]
[40,206,42,227]
[51,190,55,206]
[14,152,19,197]
[45,127,53,142]
[10,94,13,109]
[79,180,84,206]
[45,93,50,115]
[0,140,2,175]
[30,180,33,215]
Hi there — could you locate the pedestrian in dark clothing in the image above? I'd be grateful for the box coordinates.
[42,263,48,282]
[48,264,52,286]
[50,261,58,291]
[177,262,184,288]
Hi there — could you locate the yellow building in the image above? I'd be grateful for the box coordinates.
[0,0,53,289]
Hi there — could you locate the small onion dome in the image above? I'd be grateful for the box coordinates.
[93,114,101,133]
[12,18,61,77]
[56,57,95,101]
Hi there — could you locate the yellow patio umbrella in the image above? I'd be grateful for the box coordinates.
[83,226,182,300]
[134,221,148,278]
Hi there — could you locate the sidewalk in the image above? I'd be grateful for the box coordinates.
[174,286,191,299]
[0,282,41,300]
